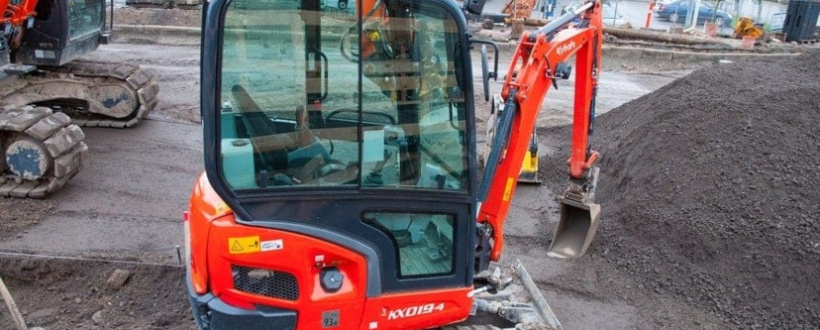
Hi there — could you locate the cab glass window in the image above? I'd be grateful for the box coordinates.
[219,0,469,192]
[67,0,103,40]
[363,211,454,277]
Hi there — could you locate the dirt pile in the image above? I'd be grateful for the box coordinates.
[0,257,192,330]
[541,51,819,328]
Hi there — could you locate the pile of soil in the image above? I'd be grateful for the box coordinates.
[114,7,200,27]
[540,51,819,328]
[0,257,192,330]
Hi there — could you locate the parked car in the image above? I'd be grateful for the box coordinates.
[657,0,733,27]
[322,0,353,11]
[561,2,632,27]
[654,0,678,12]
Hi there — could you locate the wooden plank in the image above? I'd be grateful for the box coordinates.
[0,276,28,330]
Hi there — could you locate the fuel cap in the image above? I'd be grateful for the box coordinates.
[320,267,344,293]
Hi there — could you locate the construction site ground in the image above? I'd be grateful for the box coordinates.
[1,7,817,330]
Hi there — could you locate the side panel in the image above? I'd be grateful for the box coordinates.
[207,217,369,330]
[359,289,472,330]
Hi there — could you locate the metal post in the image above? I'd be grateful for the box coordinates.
[686,0,702,30]
[756,0,762,22]
[613,0,619,26]
[0,276,28,330]
[646,0,656,28]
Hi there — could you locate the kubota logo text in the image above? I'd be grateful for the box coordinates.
[556,41,577,56]
[387,303,445,320]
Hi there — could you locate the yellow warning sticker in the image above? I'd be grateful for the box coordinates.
[215,201,229,214]
[502,178,515,202]
[228,236,260,255]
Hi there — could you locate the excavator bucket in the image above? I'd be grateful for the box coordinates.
[547,197,600,259]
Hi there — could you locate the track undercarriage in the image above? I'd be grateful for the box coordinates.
[0,60,159,198]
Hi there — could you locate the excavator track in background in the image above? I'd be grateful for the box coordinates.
[1,60,159,128]
[0,105,87,198]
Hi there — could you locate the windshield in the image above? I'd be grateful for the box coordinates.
[218,0,469,193]
[67,0,103,40]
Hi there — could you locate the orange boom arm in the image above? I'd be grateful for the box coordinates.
[478,0,603,261]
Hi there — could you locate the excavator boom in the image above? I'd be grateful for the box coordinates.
[479,1,603,260]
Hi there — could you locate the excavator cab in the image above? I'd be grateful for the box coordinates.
[7,0,110,66]
[193,0,485,328]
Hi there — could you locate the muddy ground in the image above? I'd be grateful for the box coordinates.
[1,6,815,330]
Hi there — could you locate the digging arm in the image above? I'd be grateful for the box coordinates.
[477,0,604,261]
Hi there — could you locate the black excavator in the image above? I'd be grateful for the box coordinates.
[0,0,159,198]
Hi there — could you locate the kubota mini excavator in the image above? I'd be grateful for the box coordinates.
[0,0,159,198]
[186,0,603,328]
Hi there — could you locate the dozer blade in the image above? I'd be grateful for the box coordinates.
[470,260,563,330]
[547,197,600,259]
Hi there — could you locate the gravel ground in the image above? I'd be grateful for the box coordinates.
[4,5,816,330]
[0,199,52,241]
[540,50,820,329]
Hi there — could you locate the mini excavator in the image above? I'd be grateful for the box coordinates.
[186,0,604,328]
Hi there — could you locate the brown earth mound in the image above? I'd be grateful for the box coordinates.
[540,51,819,328]
[0,257,192,329]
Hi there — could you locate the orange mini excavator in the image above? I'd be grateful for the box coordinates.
[186,0,603,328]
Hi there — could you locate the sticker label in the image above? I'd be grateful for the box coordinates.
[322,310,340,328]
[502,177,515,201]
[228,236,260,254]
[261,239,284,252]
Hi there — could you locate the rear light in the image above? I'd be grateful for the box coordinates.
[658,5,665,11]
[185,211,209,295]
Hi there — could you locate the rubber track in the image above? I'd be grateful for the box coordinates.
[0,106,88,198]
[439,325,504,330]
[46,60,160,128]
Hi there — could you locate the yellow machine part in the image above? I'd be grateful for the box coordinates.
[518,132,541,184]
[519,150,540,183]
[734,17,763,39]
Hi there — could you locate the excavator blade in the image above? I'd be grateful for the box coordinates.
[470,260,563,330]
[547,197,600,259]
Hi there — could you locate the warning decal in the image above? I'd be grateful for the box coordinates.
[502,177,515,201]
[228,236,260,254]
